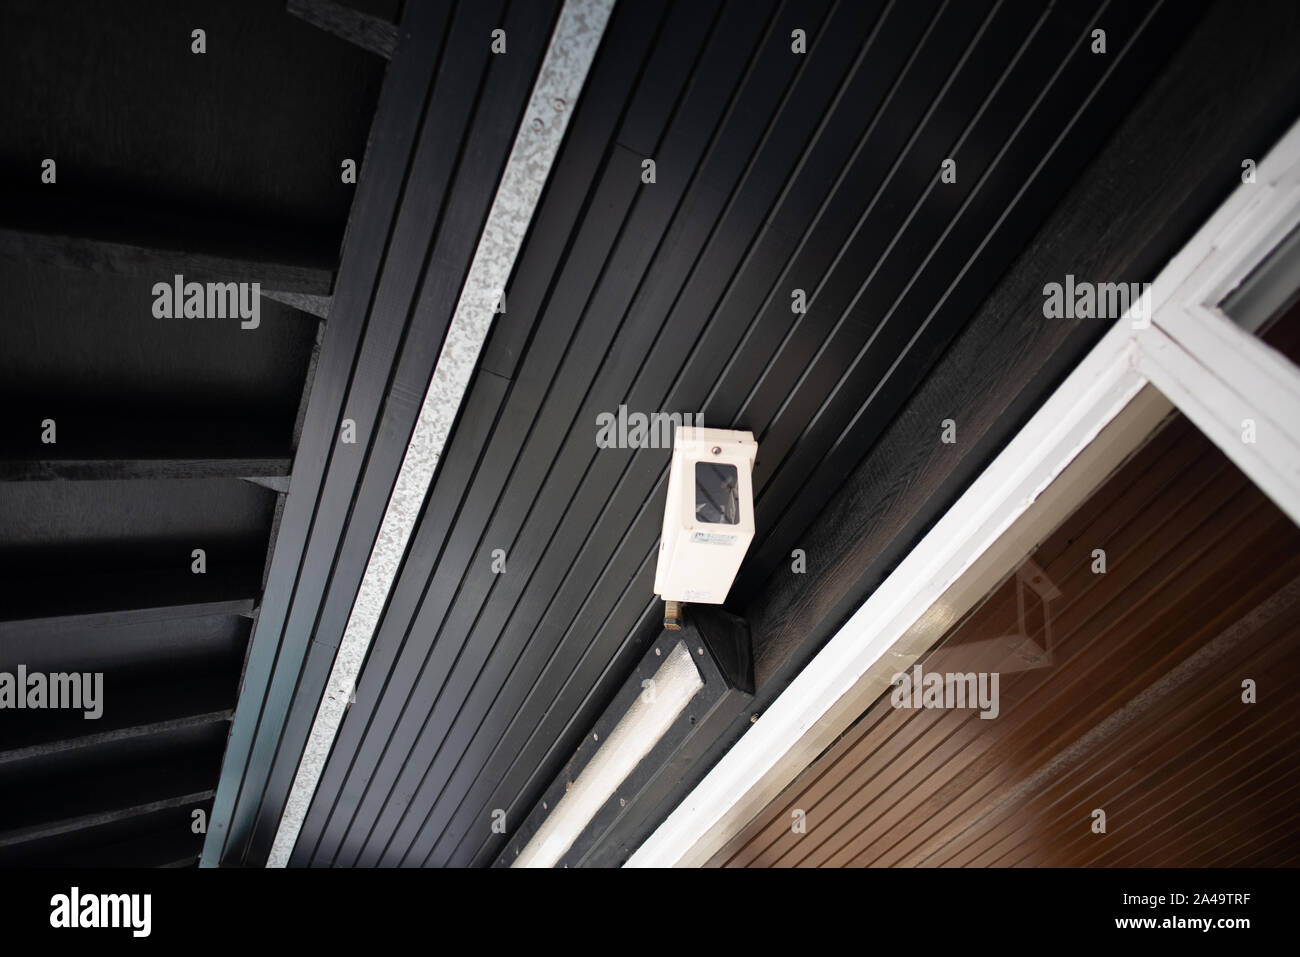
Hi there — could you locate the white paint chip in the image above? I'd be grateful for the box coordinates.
[268,0,616,867]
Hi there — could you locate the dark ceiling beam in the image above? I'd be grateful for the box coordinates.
[0,710,233,768]
[0,792,216,852]
[1,414,295,484]
[0,597,255,642]
[0,225,334,296]
[0,709,227,861]
[0,456,291,483]
[287,0,399,58]
[0,562,262,628]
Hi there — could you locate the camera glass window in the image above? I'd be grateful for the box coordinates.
[695,462,739,525]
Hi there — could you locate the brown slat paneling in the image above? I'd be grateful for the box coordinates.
[954,622,1300,866]
[711,412,1300,866]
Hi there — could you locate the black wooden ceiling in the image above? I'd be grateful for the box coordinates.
[0,0,387,865]
[205,0,566,867]
[218,0,1212,868]
[11,0,1296,871]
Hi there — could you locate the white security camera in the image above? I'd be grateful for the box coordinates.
[654,427,758,607]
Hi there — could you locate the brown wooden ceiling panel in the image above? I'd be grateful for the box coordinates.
[711,410,1300,867]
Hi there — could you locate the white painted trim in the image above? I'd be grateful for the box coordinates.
[1136,316,1300,526]
[267,0,615,868]
[627,116,1300,868]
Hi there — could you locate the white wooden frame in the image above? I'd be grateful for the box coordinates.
[626,119,1300,868]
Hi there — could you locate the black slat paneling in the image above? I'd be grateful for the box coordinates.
[203,0,462,865]
[211,0,563,865]
[284,0,1212,867]
[244,0,563,864]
